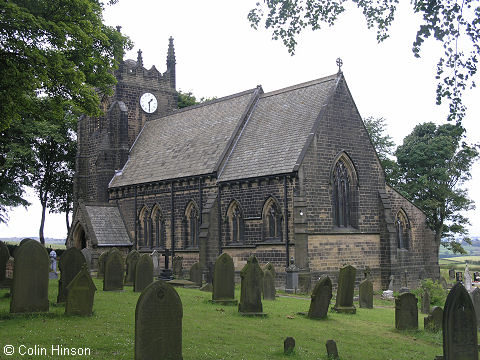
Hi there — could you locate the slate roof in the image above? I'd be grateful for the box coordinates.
[85,205,132,246]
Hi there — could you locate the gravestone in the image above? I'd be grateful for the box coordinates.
[359,278,373,309]
[388,275,395,291]
[284,337,295,355]
[285,263,299,293]
[263,266,276,300]
[10,240,49,313]
[49,249,58,279]
[307,275,332,319]
[421,290,430,314]
[65,264,96,316]
[211,253,237,305]
[325,340,339,359]
[97,251,108,278]
[103,250,124,291]
[19,238,34,247]
[189,262,202,287]
[264,262,276,279]
[395,292,418,330]
[206,262,214,284]
[135,280,183,360]
[455,272,463,282]
[125,250,140,286]
[134,254,154,293]
[474,272,480,282]
[172,256,183,278]
[333,264,356,314]
[150,250,161,276]
[443,282,478,360]
[0,241,10,283]
[57,247,86,303]
[238,255,264,315]
[81,248,92,271]
[399,270,409,293]
[470,287,480,329]
[448,269,455,280]
[464,264,472,292]
[424,306,443,332]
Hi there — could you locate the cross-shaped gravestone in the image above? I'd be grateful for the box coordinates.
[162,248,171,269]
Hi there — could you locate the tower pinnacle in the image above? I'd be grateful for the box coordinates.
[137,49,144,67]
[166,37,176,90]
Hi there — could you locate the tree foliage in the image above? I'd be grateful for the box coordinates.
[248,0,480,122]
[394,122,479,254]
[178,90,216,109]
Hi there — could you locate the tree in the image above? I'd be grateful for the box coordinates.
[248,0,480,123]
[394,122,479,254]
[178,90,216,109]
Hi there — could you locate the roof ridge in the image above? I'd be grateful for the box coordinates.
[260,73,338,98]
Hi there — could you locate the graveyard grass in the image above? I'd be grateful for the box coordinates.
[0,279,453,360]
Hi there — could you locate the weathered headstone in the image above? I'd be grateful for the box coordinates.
[359,278,373,309]
[81,248,92,271]
[388,275,395,291]
[97,251,108,278]
[211,253,237,305]
[325,340,339,360]
[135,280,183,360]
[284,337,295,355]
[134,254,154,293]
[395,292,418,330]
[189,262,202,287]
[298,272,311,294]
[103,250,124,291]
[65,264,97,316]
[57,247,86,303]
[125,250,140,286]
[264,262,276,279]
[172,256,183,278]
[0,241,11,282]
[150,250,161,276]
[263,266,276,300]
[10,240,49,313]
[333,264,356,314]
[424,306,443,332]
[464,264,472,292]
[455,272,463,282]
[285,262,299,293]
[399,270,409,293]
[421,289,430,314]
[448,269,455,280]
[307,275,332,319]
[443,282,478,360]
[19,238,35,247]
[238,255,264,315]
[470,287,480,329]
[49,249,58,279]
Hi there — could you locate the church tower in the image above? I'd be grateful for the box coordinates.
[73,38,177,209]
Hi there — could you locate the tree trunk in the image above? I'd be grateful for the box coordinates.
[39,200,47,245]
[65,209,70,235]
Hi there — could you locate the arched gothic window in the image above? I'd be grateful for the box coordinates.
[151,205,166,249]
[331,154,358,228]
[227,201,244,243]
[137,206,150,248]
[184,201,199,248]
[396,210,410,250]
[263,197,283,241]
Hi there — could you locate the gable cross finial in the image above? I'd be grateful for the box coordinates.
[336,57,343,73]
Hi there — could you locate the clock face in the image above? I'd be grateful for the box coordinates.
[140,92,158,114]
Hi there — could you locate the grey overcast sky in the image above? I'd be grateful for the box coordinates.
[1,0,479,239]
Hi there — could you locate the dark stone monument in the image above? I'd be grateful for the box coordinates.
[81,248,92,271]
[135,280,183,360]
[474,272,480,282]
[470,287,480,329]
[238,255,265,315]
[103,250,124,291]
[395,292,418,330]
[10,240,49,313]
[448,269,455,280]
[97,251,108,278]
[189,262,202,287]
[443,282,478,360]
[212,253,237,305]
[284,337,295,355]
[125,250,140,286]
[65,264,97,316]
[134,254,154,293]
[57,247,86,303]
[0,241,10,283]
[455,272,463,282]
[333,264,356,314]
[359,278,373,309]
[172,256,183,279]
[160,248,173,280]
[263,266,276,300]
[307,275,332,319]
[325,339,339,359]
[421,289,430,314]
[424,306,443,332]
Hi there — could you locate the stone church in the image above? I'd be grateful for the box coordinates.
[68,38,439,290]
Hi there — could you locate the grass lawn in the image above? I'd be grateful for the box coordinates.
[0,278,445,360]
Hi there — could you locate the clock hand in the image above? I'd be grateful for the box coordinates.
[148,99,153,112]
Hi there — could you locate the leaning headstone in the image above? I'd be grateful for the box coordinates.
[395,292,418,330]
[65,264,97,316]
[443,282,478,360]
[325,340,339,360]
[125,250,141,286]
[97,251,108,278]
[10,240,49,313]
[238,255,265,315]
[103,250,124,291]
[284,337,295,355]
[81,248,92,271]
[57,247,86,303]
[263,266,276,300]
[172,256,183,278]
[189,262,202,287]
[134,254,154,293]
[135,280,183,360]
[0,241,10,283]
[464,264,473,292]
[359,278,373,309]
[421,289,430,314]
[212,253,237,305]
[307,275,333,319]
[448,269,455,280]
[424,306,443,332]
[470,287,480,328]
[333,264,356,314]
